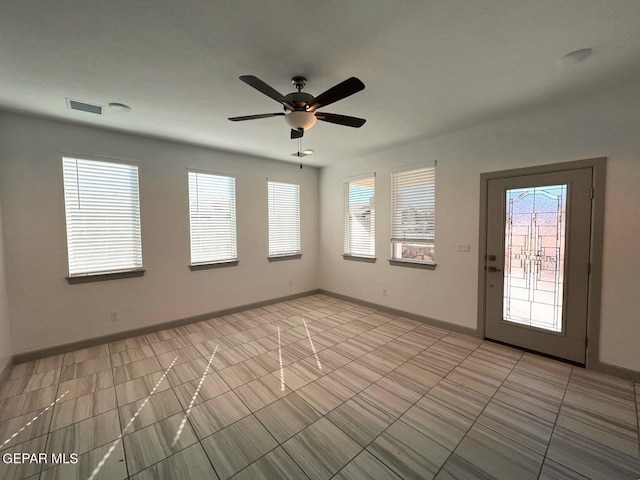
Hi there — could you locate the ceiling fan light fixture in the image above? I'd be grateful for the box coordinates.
[284,111,317,131]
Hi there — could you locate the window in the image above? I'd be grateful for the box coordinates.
[188,170,237,266]
[62,157,142,277]
[390,164,436,264]
[268,181,301,259]
[343,174,375,259]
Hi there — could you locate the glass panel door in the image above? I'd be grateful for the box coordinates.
[503,185,567,332]
[484,168,592,364]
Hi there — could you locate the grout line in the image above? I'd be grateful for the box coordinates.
[107,340,131,480]
[217,302,361,477]
[38,355,65,478]
[351,332,488,479]
[171,346,218,447]
[87,355,179,480]
[199,309,317,479]
[178,346,233,480]
[432,344,525,478]
[0,389,69,450]
[277,309,431,478]
[634,381,640,460]
[258,313,436,477]
[1,295,611,480]
[534,363,573,480]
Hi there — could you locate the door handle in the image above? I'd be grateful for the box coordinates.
[487,266,501,273]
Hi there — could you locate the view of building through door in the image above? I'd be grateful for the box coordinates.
[484,168,593,364]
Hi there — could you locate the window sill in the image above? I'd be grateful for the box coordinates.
[268,254,302,262]
[388,259,437,270]
[66,269,145,284]
[343,255,376,263]
[189,260,239,271]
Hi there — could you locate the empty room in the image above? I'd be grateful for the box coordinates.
[1,1,639,479]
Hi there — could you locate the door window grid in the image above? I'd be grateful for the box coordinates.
[503,184,567,333]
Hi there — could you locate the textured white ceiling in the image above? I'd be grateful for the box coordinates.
[1,1,640,167]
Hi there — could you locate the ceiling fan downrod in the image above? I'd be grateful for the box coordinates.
[291,76,307,92]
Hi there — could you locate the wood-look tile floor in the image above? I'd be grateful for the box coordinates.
[1,294,639,479]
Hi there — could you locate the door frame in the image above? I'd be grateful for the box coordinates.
[477,157,606,368]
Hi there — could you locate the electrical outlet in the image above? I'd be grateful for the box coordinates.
[383,288,388,296]
[288,280,293,287]
[110,312,118,322]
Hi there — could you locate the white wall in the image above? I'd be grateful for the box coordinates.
[319,82,640,373]
[0,113,319,354]
[0,189,12,373]
[2,79,639,374]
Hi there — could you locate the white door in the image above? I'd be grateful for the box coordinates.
[484,168,592,364]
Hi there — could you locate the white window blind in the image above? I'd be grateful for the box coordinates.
[391,165,436,262]
[344,175,375,257]
[188,171,237,265]
[62,157,142,276]
[268,181,301,257]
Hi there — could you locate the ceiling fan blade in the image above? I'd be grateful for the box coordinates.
[311,77,365,109]
[290,128,304,139]
[315,112,366,128]
[228,113,285,121]
[239,75,294,110]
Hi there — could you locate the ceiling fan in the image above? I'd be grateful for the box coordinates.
[228,75,366,139]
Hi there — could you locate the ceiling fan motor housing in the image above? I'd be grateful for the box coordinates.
[284,79,317,130]
[284,92,315,110]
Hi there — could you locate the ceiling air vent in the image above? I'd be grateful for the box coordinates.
[66,98,103,115]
